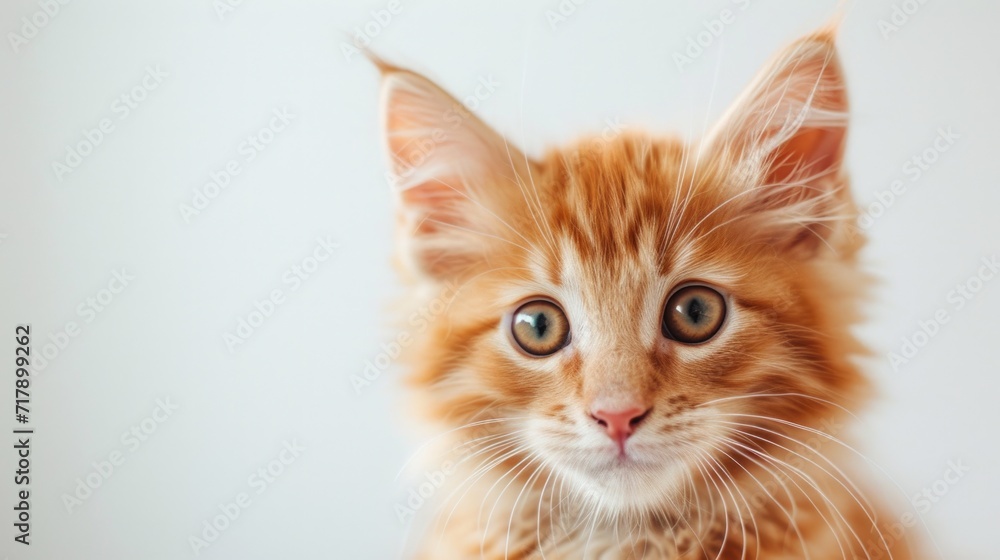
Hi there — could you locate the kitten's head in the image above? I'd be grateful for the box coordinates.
[377,29,868,516]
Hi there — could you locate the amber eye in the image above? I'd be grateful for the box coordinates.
[661,285,727,344]
[510,300,571,357]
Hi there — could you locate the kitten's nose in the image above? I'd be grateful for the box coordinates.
[590,407,651,452]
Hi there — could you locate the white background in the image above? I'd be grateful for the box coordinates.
[0,0,997,558]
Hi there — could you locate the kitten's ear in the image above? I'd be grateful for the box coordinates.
[376,62,533,281]
[704,28,852,253]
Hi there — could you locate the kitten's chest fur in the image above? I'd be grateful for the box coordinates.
[411,452,912,560]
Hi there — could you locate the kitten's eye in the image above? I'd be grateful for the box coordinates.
[661,285,727,344]
[510,300,570,357]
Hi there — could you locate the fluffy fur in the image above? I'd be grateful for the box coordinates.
[376,27,921,559]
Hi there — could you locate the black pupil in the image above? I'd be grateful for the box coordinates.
[686,298,705,324]
[531,312,548,338]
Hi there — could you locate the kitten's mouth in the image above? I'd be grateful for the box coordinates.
[596,446,667,471]
[602,455,655,476]
[599,441,643,462]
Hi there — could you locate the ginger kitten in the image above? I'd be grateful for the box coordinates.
[375,27,920,559]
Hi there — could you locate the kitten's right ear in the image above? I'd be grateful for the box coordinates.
[702,28,852,254]
[375,62,533,281]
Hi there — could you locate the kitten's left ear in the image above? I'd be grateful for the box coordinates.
[704,28,852,253]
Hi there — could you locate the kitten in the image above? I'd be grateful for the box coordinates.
[375,27,920,559]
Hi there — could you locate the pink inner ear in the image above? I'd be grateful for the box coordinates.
[398,179,472,236]
[764,124,846,206]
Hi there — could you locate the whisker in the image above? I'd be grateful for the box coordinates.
[726,434,869,559]
[394,416,528,480]
[716,419,891,558]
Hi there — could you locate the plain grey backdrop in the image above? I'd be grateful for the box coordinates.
[1,0,998,558]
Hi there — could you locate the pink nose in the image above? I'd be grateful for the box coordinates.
[590,407,651,452]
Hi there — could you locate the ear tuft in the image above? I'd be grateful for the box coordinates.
[364,50,403,75]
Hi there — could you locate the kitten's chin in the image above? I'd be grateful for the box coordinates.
[559,454,692,516]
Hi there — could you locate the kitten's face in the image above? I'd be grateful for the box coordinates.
[492,153,799,513]
[377,30,866,517]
